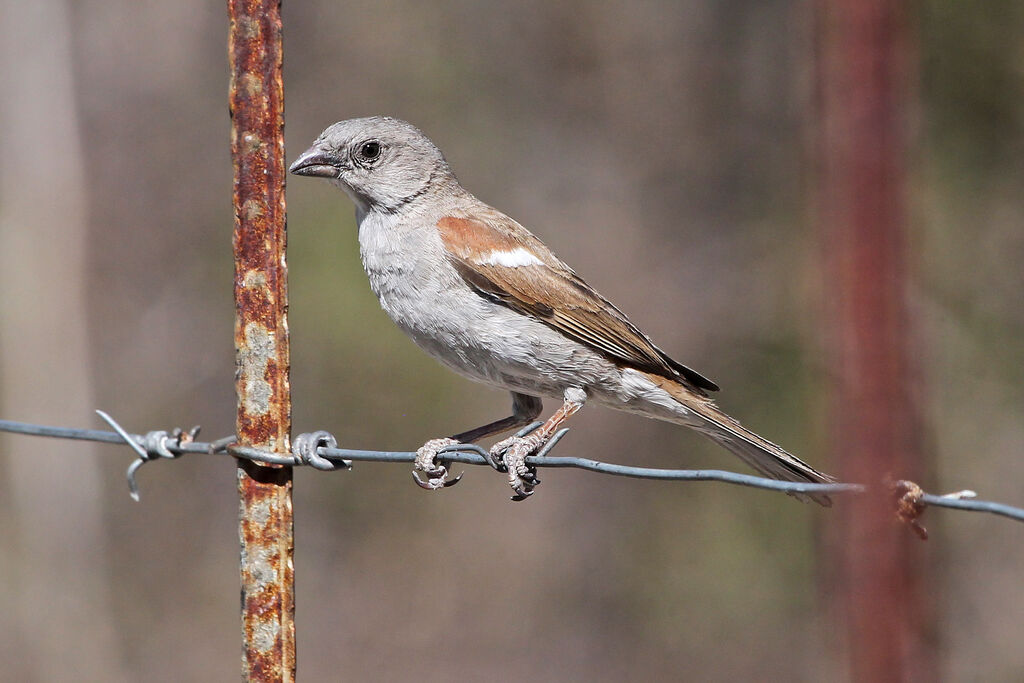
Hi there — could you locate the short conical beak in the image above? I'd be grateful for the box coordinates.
[289,147,342,178]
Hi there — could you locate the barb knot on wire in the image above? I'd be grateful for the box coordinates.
[97,410,197,502]
[291,431,351,471]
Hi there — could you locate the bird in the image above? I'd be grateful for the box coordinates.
[289,116,834,504]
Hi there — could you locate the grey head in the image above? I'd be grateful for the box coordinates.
[289,116,456,215]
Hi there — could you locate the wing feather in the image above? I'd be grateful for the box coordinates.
[437,211,719,394]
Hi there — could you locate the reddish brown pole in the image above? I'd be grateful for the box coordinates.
[815,1,934,681]
[228,1,295,680]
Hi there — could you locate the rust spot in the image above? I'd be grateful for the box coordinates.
[890,479,928,540]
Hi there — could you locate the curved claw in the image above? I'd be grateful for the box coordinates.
[412,470,437,490]
[510,486,534,502]
[442,470,465,487]
[509,470,539,501]
[411,467,464,490]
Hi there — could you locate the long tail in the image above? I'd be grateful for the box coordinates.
[644,372,835,506]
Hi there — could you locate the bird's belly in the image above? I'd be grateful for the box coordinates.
[370,270,619,399]
[367,268,695,424]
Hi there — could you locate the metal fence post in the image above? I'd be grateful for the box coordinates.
[815,1,934,680]
[228,1,294,680]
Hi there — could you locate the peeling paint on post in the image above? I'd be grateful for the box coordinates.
[228,1,295,681]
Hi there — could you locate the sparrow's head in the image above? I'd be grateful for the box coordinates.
[289,116,453,214]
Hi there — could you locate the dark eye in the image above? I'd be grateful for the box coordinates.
[359,141,381,161]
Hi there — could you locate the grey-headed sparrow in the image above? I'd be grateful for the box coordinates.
[290,117,833,503]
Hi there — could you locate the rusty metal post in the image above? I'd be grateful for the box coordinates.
[228,1,294,681]
[815,1,934,681]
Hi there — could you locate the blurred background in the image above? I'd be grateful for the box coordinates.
[1,0,1022,680]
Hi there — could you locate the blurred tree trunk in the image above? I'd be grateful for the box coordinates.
[0,1,128,680]
[814,1,937,681]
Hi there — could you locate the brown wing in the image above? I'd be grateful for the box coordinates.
[437,210,719,394]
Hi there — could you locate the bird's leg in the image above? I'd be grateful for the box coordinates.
[490,387,585,500]
[413,392,542,490]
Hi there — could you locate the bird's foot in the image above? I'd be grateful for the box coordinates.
[412,437,464,490]
[489,432,545,501]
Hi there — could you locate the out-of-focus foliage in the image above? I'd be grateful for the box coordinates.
[918,3,1024,680]
[0,1,1021,680]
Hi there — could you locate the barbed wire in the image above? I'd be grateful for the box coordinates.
[1,413,1022,535]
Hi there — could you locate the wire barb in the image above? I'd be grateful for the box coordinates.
[95,410,194,502]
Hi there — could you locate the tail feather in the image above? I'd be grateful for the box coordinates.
[646,373,835,506]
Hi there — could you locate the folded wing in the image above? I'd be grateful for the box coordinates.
[437,210,719,395]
